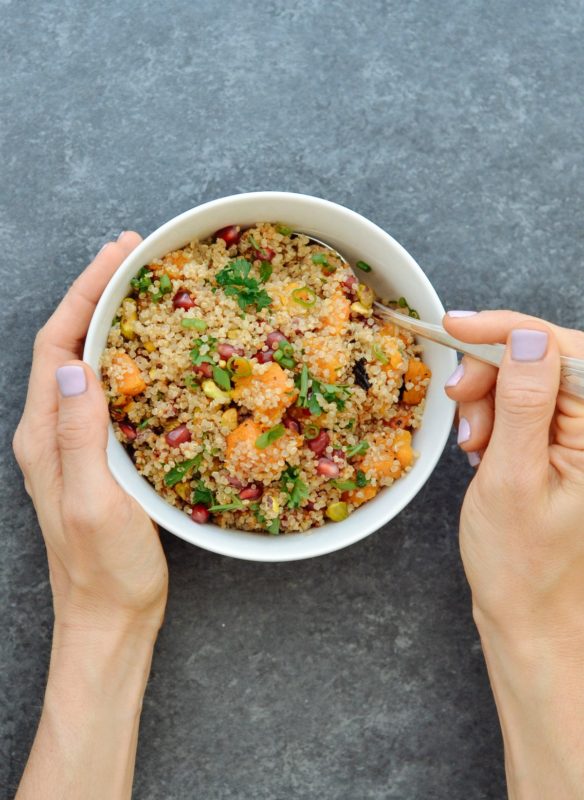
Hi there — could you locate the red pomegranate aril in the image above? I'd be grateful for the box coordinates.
[255,350,274,364]
[283,417,301,434]
[193,362,213,378]
[307,430,330,455]
[118,422,137,441]
[217,342,244,359]
[342,275,358,293]
[165,424,191,447]
[227,476,244,489]
[215,225,241,247]
[317,458,340,478]
[173,290,195,309]
[332,448,345,460]
[239,485,263,501]
[265,330,287,349]
[191,504,210,524]
[256,246,275,262]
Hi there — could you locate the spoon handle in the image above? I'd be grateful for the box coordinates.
[374,303,584,400]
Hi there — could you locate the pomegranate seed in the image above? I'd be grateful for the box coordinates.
[305,501,315,511]
[342,275,358,294]
[239,485,263,501]
[215,225,241,247]
[255,246,275,262]
[317,458,340,478]
[173,290,195,309]
[289,405,311,420]
[193,362,213,378]
[255,350,274,364]
[227,476,244,489]
[217,342,244,359]
[307,430,330,455]
[118,421,137,441]
[191,504,210,523]
[283,417,301,434]
[332,448,345,460]
[165,424,191,447]
[265,330,287,349]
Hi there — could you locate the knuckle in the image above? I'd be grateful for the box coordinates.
[496,380,552,417]
[33,325,51,355]
[57,411,89,452]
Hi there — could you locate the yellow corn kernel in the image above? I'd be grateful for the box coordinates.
[326,501,349,522]
[202,380,231,403]
[149,367,157,380]
[227,328,242,339]
[122,401,136,414]
[175,482,191,501]
[264,495,280,516]
[143,341,156,353]
[221,407,238,431]
[356,284,375,308]
[120,318,136,340]
[350,302,372,316]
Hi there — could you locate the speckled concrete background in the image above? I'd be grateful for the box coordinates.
[1,1,583,798]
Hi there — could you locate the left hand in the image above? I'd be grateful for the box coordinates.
[13,232,168,637]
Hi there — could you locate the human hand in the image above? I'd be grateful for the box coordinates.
[13,233,168,638]
[443,310,584,797]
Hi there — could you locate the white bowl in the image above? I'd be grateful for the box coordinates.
[84,192,456,562]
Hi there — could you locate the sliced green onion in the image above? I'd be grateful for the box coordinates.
[398,297,408,308]
[181,318,207,330]
[227,356,252,378]
[303,423,320,440]
[255,424,286,449]
[311,253,329,266]
[209,495,244,512]
[137,418,151,430]
[332,479,357,491]
[372,343,389,364]
[346,440,370,459]
[266,517,280,535]
[291,286,317,307]
[159,274,172,292]
[276,223,293,236]
[356,260,372,272]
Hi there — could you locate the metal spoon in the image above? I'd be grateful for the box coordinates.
[300,233,584,400]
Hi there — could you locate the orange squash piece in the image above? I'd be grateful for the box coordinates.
[111,353,146,396]
[402,359,431,405]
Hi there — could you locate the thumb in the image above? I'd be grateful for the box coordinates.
[488,325,560,480]
[56,361,117,502]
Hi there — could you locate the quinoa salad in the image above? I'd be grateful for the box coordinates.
[101,222,431,535]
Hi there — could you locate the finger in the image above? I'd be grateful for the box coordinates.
[444,356,498,403]
[443,309,584,357]
[456,395,495,453]
[489,324,560,484]
[24,233,142,420]
[55,361,118,514]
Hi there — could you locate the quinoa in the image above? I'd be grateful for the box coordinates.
[100,223,431,534]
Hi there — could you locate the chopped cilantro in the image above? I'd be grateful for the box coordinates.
[190,337,216,366]
[346,441,369,459]
[281,464,309,509]
[209,494,245,512]
[184,373,199,391]
[216,258,272,313]
[130,266,152,293]
[273,340,295,370]
[191,480,215,507]
[212,365,232,391]
[266,517,280,535]
[164,454,203,487]
[255,424,286,450]
[332,479,357,491]
[137,418,151,430]
[259,261,273,283]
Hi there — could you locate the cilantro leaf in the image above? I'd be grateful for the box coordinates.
[255,424,286,450]
[192,480,215,507]
[216,257,273,313]
[164,454,203,487]
[281,464,309,509]
[346,441,369,459]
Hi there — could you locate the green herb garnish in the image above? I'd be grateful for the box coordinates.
[356,469,369,487]
[152,273,173,302]
[281,464,309,509]
[346,441,369,459]
[130,266,152,293]
[356,260,372,273]
[390,296,419,319]
[137,418,151,430]
[266,517,280,535]
[184,373,199,391]
[372,343,388,364]
[190,337,216,366]
[216,258,272,313]
[164,454,203,487]
[294,370,351,415]
[255,424,286,450]
[181,318,207,331]
[291,286,317,308]
[209,494,245,512]
[259,262,273,283]
[276,223,293,236]
[212,365,232,391]
[332,479,357,491]
[272,340,295,370]
[311,253,329,266]
[192,480,215,507]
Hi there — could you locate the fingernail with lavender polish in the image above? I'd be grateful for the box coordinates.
[447,310,478,318]
[467,451,481,467]
[510,329,548,362]
[445,363,465,388]
[56,365,87,397]
[457,417,471,445]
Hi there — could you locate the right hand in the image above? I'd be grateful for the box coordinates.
[13,233,168,637]
[442,310,584,639]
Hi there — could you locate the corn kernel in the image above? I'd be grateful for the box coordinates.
[221,408,238,431]
[350,302,371,316]
[175,482,191,501]
[227,329,241,339]
[143,341,156,353]
[326,501,349,522]
[356,284,374,308]
[120,319,136,340]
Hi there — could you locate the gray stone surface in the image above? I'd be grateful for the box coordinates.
[1,0,583,797]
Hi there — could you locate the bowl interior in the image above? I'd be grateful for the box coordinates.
[84,192,456,561]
